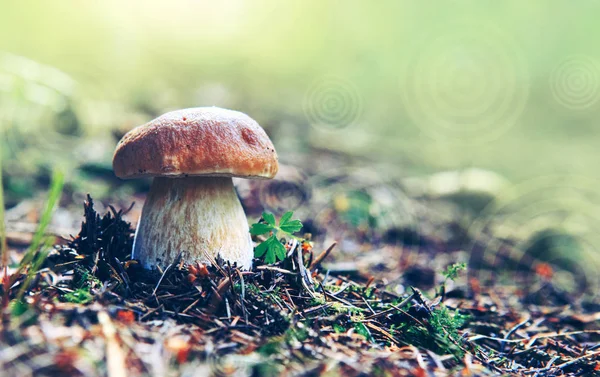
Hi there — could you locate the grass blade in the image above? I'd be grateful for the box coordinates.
[0,152,6,270]
[13,169,64,299]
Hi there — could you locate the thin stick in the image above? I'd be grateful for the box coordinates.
[309,242,336,270]
[139,304,164,321]
[523,349,600,374]
[236,269,248,324]
[363,292,415,320]
[469,330,600,344]
[500,316,530,353]
[182,298,201,314]
[256,265,296,275]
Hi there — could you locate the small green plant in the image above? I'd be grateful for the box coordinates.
[71,264,101,299]
[439,262,467,298]
[74,265,101,288]
[394,265,471,358]
[0,168,64,321]
[63,287,93,304]
[398,304,469,359]
[430,306,469,345]
[443,262,467,281]
[15,169,64,301]
[250,211,303,264]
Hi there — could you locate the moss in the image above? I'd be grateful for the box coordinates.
[73,265,101,289]
[63,287,93,304]
[258,339,283,357]
[353,322,374,342]
[310,294,326,306]
[398,304,470,359]
[430,306,469,344]
[330,302,365,316]
[258,323,309,357]
[333,323,347,333]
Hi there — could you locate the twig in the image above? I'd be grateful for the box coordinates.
[523,349,600,374]
[363,292,415,320]
[364,322,405,346]
[236,269,248,324]
[208,277,232,314]
[500,316,530,353]
[139,304,164,321]
[469,330,600,343]
[309,242,337,270]
[361,295,376,315]
[152,252,182,297]
[181,298,201,314]
[256,265,296,275]
[97,311,127,377]
[293,240,315,298]
[323,289,361,311]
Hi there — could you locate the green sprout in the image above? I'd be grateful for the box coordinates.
[439,262,467,299]
[443,262,467,281]
[250,211,303,264]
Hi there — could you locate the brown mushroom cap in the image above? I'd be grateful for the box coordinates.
[113,107,279,179]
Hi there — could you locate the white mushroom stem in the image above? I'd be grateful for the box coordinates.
[133,176,253,270]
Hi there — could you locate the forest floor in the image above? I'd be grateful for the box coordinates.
[1,151,600,377]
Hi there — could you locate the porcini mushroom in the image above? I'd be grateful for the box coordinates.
[112,107,278,270]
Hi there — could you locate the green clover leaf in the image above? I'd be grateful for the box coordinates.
[250,223,274,236]
[279,220,303,234]
[250,211,304,264]
[262,212,276,227]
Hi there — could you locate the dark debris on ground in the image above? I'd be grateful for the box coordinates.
[1,193,600,377]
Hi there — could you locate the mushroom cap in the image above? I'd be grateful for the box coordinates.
[113,107,279,179]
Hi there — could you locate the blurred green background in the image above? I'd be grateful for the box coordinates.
[1,0,600,197]
[2,0,600,293]
[2,0,600,176]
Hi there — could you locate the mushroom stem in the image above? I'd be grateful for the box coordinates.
[133,176,253,270]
